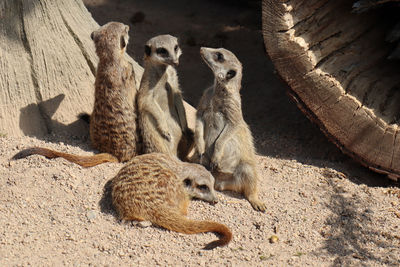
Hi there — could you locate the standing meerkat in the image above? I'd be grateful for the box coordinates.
[111,153,232,250]
[13,22,138,167]
[193,47,266,212]
[137,35,193,160]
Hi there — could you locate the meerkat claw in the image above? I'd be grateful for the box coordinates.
[250,200,267,212]
[210,161,219,172]
[162,131,171,142]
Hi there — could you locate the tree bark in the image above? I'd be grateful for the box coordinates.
[0,0,145,137]
[262,0,400,180]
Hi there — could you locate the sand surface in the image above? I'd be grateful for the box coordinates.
[1,0,399,266]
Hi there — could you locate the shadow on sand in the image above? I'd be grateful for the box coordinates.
[19,93,91,147]
[316,178,400,265]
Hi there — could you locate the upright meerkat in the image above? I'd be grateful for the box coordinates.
[111,153,232,249]
[137,35,193,160]
[193,47,266,212]
[12,22,138,167]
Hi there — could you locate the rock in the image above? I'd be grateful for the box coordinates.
[137,221,152,228]
[269,235,279,243]
[86,210,97,221]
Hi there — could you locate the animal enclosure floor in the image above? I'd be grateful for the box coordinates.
[1,0,399,266]
[1,135,399,266]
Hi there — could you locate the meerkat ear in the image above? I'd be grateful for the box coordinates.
[183,178,192,187]
[90,32,95,40]
[125,25,129,33]
[226,69,236,80]
[145,45,151,56]
[120,35,127,49]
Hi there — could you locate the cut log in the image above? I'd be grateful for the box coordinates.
[262,0,400,180]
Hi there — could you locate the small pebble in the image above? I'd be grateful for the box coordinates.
[86,210,97,221]
[269,235,279,243]
[137,221,152,228]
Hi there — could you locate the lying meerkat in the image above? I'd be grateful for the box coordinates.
[193,47,266,212]
[12,22,139,167]
[111,153,232,249]
[137,34,193,160]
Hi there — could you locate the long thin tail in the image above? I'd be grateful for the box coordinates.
[12,147,118,167]
[151,207,232,249]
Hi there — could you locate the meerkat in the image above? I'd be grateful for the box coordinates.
[193,47,266,212]
[137,35,193,160]
[12,22,138,167]
[111,153,232,249]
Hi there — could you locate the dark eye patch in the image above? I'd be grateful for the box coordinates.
[226,69,236,79]
[197,184,209,192]
[120,36,127,49]
[183,178,192,187]
[216,52,224,62]
[145,45,151,56]
[156,47,169,57]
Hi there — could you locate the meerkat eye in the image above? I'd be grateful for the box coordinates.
[183,178,192,187]
[174,45,178,52]
[226,69,236,79]
[216,52,224,62]
[156,47,169,57]
[120,35,127,49]
[197,184,209,192]
[145,45,151,56]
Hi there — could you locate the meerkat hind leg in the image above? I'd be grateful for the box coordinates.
[122,214,146,222]
[214,175,241,192]
[216,163,266,212]
[239,163,267,212]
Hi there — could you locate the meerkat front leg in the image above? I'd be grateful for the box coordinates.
[142,97,171,141]
[171,89,189,131]
[211,124,236,170]
[195,115,206,163]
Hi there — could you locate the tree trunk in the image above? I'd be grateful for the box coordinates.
[0,0,145,137]
[262,0,400,180]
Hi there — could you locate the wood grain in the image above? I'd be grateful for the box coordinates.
[262,0,400,179]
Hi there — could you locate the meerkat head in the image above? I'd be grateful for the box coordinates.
[180,163,218,204]
[200,47,242,89]
[144,34,182,67]
[91,22,130,58]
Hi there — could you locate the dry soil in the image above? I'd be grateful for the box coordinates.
[1,0,399,266]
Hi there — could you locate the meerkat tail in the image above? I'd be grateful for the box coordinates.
[78,112,90,124]
[151,207,232,249]
[12,147,118,167]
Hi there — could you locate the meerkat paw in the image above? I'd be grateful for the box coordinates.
[210,161,219,172]
[214,180,226,191]
[210,156,221,172]
[160,130,171,142]
[198,153,203,163]
[248,199,267,212]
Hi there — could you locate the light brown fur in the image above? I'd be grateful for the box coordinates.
[193,47,266,212]
[111,153,232,249]
[137,35,193,160]
[12,22,138,167]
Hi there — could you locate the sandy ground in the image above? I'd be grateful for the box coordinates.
[1,0,400,266]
